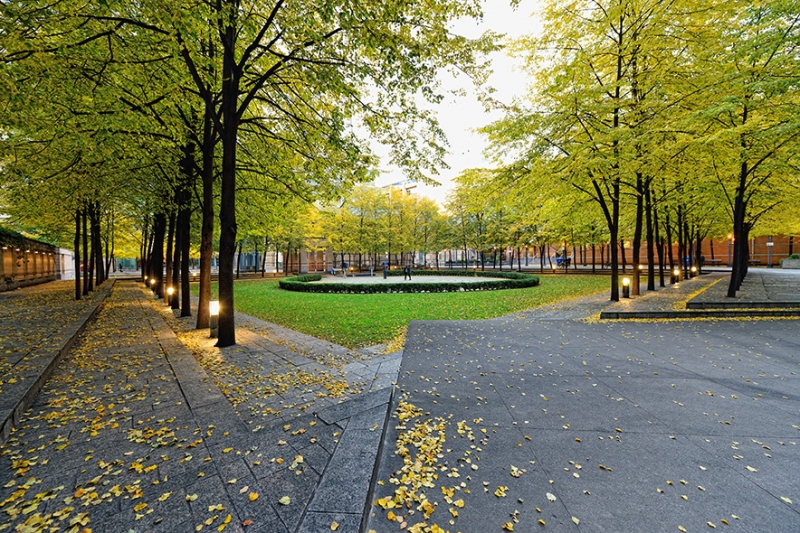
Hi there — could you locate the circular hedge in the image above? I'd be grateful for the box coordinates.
[278,270,540,294]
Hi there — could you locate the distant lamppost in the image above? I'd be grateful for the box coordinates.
[622,277,631,298]
[727,234,733,267]
[671,268,681,284]
[767,235,774,268]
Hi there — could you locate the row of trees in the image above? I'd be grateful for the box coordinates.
[481,0,800,300]
[0,0,497,345]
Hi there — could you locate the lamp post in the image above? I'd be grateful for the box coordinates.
[767,235,773,267]
[167,286,175,308]
[149,278,156,294]
[690,266,697,278]
[671,268,681,284]
[209,301,220,338]
[727,234,733,267]
[622,276,631,298]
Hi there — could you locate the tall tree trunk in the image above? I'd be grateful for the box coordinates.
[74,209,81,300]
[665,208,675,271]
[196,102,216,330]
[92,203,104,286]
[180,203,191,317]
[236,241,242,279]
[644,181,655,290]
[151,214,167,298]
[632,173,644,294]
[216,10,240,347]
[165,211,176,303]
[82,207,90,295]
[171,212,181,310]
[179,140,195,317]
[87,205,95,291]
[261,237,269,276]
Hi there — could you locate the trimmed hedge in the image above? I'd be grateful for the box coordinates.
[278,269,539,294]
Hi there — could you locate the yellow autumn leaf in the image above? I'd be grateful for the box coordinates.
[502,522,514,531]
[159,492,172,502]
[538,519,546,526]
[387,511,397,521]
[572,516,580,525]
[454,499,464,508]
[678,526,687,532]
[707,522,716,528]
[249,492,259,502]
[186,494,198,502]
[330,520,339,531]
[278,496,291,505]
[134,502,147,512]
[780,496,793,504]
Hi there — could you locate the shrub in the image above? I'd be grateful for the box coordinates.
[278,270,539,294]
[790,253,800,260]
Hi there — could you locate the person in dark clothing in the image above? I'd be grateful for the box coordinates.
[403,265,412,280]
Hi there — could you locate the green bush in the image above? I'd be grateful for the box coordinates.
[789,254,800,260]
[279,269,539,294]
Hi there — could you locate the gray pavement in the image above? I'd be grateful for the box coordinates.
[0,281,395,533]
[3,270,800,533]
[601,270,800,319]
[366,271,800,533]
[0,281,110,444]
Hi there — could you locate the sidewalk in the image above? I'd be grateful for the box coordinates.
[0,281,396,533]
[367,274,800,532]
[3,272,798,532]
[0,281,110,444]
[600,270,800,319]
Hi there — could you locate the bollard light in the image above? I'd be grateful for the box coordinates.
[691,266,697,277]
[166,286,174,303]
[671,268,680,284]
[209,300,220,338]
[622,277,631,298]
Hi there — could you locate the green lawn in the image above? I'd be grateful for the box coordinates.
[197,274,608,348]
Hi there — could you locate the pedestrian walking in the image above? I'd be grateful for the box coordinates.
[382,261,388,279]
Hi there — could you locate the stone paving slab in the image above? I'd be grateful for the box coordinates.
[366,316,800,533]
[0,280,112,444]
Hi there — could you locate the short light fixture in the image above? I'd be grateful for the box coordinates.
[622,276,631,298]
[167,286,175,296]
[209,301,220,338]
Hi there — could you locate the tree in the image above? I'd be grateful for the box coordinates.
[2,0,497,345]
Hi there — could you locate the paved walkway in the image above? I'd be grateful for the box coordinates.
[2,270,799,533]
[600,270,800,319]
[0,281,396,533]
[367,272,800,533]
[0,281,110,443]
[689,269,800,308]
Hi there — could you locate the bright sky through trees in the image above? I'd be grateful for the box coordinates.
[372,0,542,204]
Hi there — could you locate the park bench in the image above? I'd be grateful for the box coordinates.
[705,258,722,265]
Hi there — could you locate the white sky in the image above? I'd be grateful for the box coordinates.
[371,0,542,205]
